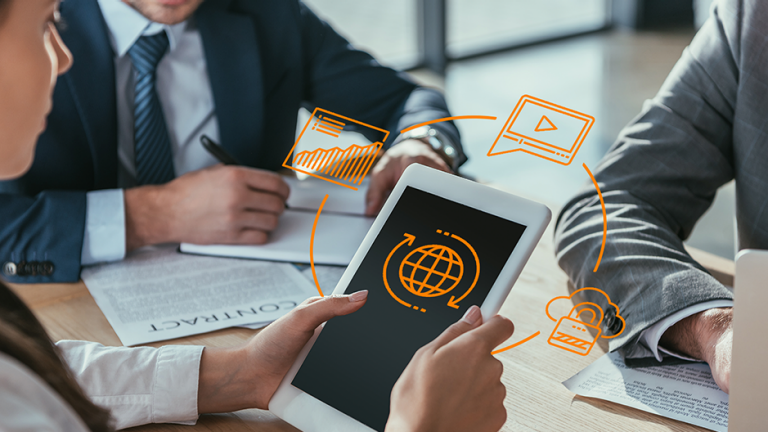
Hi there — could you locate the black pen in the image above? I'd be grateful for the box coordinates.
[201,134,241,165]
[200,134,290,208]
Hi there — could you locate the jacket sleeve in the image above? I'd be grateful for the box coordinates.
[296,2,464,166]
[554,0,740,364]
[58,340,204,430]
[0,190,87,284]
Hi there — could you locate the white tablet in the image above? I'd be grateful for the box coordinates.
[269,164,551,432]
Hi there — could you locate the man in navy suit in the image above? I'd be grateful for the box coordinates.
[0,0,465,283]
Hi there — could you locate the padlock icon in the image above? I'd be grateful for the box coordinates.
[547,302,603,356]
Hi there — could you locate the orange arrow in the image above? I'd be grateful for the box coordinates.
[309,194,329,297]
[447,233,480,309]
[382,233,416,309]
[535,115,557,132]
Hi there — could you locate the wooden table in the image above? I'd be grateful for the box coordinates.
[9,221,733,432]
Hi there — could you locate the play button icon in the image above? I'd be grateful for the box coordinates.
[486,94,595,166]
[534,115,557,132]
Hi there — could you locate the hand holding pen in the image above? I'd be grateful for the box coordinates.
[201,134,290,209]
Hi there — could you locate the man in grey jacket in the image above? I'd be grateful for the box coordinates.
[554,0,766,394]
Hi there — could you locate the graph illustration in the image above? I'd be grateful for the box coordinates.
[283,108,390,191]
[292,142,382,187]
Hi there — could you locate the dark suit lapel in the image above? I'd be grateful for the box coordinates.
[60,0,118,189]
[196,0,265,167]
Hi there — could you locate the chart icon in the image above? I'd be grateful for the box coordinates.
[283,108,390,191]
[487,95,594,166]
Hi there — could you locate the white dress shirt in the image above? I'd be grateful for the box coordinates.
[640,299,734,362]
[82,0,221,265]
[0,341,203,430]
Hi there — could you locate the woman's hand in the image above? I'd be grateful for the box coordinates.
[386,306,515,432]
[196,291,368,413]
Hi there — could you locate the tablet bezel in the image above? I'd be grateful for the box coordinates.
[269,164,551,432]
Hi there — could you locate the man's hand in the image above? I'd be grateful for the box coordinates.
[197,291,369,413]
[365,139,452,216]
[124,164,290,251]
[660,307,733,393]
[386,306,515,432]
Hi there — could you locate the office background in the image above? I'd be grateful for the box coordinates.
[300,0,732,259]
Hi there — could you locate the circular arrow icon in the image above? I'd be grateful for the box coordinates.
[382,230,480,313]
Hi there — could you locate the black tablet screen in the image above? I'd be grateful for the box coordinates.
[292,186,526,431]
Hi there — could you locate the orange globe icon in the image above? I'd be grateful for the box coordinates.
[399,244,464,297]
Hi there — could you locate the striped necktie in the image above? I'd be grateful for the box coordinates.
[127,32,176,185]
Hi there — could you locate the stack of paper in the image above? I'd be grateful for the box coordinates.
[82,247,324,346]
[564,352,728,431]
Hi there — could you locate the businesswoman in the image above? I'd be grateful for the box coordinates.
[0,0,514,430]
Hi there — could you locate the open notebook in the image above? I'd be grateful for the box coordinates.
[180,176,373,265]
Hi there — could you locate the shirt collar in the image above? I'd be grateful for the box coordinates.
[97,0,183,57]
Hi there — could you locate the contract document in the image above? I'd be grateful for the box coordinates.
[81,247,317,346]
[563,352,728,432]
[180,176,373,265]
[240,264,347,330]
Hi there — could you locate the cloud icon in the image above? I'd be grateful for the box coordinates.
[545,287,625,339]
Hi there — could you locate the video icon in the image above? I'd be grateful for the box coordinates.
[487,95,594,166]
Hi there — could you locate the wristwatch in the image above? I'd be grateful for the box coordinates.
[398,126,460,171]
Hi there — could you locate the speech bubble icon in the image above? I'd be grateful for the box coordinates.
[487,95,594,166]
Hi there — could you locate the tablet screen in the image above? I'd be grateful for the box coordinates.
[292,186,526,431]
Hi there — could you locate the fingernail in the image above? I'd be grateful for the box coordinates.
[349,290,368,302]
[462,305,481,324]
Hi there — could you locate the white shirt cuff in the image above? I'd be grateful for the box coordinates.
[152,345,203,425]
[81,189,127,265]
[57,341,203,429]
[640,300,734,362]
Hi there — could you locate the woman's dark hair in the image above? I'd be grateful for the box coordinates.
[0,0,8,22]
[0,1,109,428]
[0,284,113,431]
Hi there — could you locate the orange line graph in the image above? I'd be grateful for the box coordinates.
[583,163,607,272]
[400,115,498,134]
[292,142,383,186]
[283,108,390,191]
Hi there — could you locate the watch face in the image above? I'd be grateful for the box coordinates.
[427,136,442,150]
[411,126,432,139]
[403,127,458,170]
[425,134,456,169]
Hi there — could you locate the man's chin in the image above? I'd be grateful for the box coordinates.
[0,150,36,181]
[126,0,203,25]
[156,0,193,6]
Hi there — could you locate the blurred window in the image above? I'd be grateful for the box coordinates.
[447,0,609,58]
[300,0,610,72]
[301,0,420,70]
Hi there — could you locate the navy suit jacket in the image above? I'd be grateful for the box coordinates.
[0,0,462,283]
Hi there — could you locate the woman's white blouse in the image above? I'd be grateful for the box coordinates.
[0,341,203,430]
